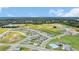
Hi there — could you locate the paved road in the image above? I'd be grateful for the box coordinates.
[40,33,66,48]
[0,28,64,51]
[0,43,51,51]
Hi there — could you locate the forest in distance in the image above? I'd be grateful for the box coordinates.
[0,17,79,28]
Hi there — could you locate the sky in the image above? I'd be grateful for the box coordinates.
[0,7,79,17]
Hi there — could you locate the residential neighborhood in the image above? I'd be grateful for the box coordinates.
[0,7,79,51]
[0,17,79,51]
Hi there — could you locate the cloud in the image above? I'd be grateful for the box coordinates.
[49,8,79,17]
[0,8,3,12]
[63,8,79,17]
[30,15,39,17]
[49,9,65,17]
[7,14,15,17]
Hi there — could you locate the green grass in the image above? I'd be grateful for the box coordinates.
[24,24,64,35]
[75,28,79,32]
[0,31,26,43]
[0,45,9,51]
[29,38,37,45]
[0,28,9,34]
[46,34,79,50]
[20,47,31,51]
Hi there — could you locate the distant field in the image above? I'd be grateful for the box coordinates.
[24,24,65,35]
[46,34,79,50]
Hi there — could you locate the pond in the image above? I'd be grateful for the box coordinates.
[49,44,59,48]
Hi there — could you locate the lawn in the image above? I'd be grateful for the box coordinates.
[20,47,31,51]
[46,34,79,51]
[29,38,37,45]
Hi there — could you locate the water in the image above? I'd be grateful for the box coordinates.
[49,44,59,48]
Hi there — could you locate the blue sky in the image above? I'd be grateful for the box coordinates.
[0,7,79,17]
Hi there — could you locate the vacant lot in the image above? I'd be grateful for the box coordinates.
[24,24,64,35]
[0,31,26,43]
[0,28,9,34]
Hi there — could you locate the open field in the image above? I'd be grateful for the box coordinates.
[0,28,9,34]
[0,31,26,43]
[24,24,65,35]
[46,34,79,51]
